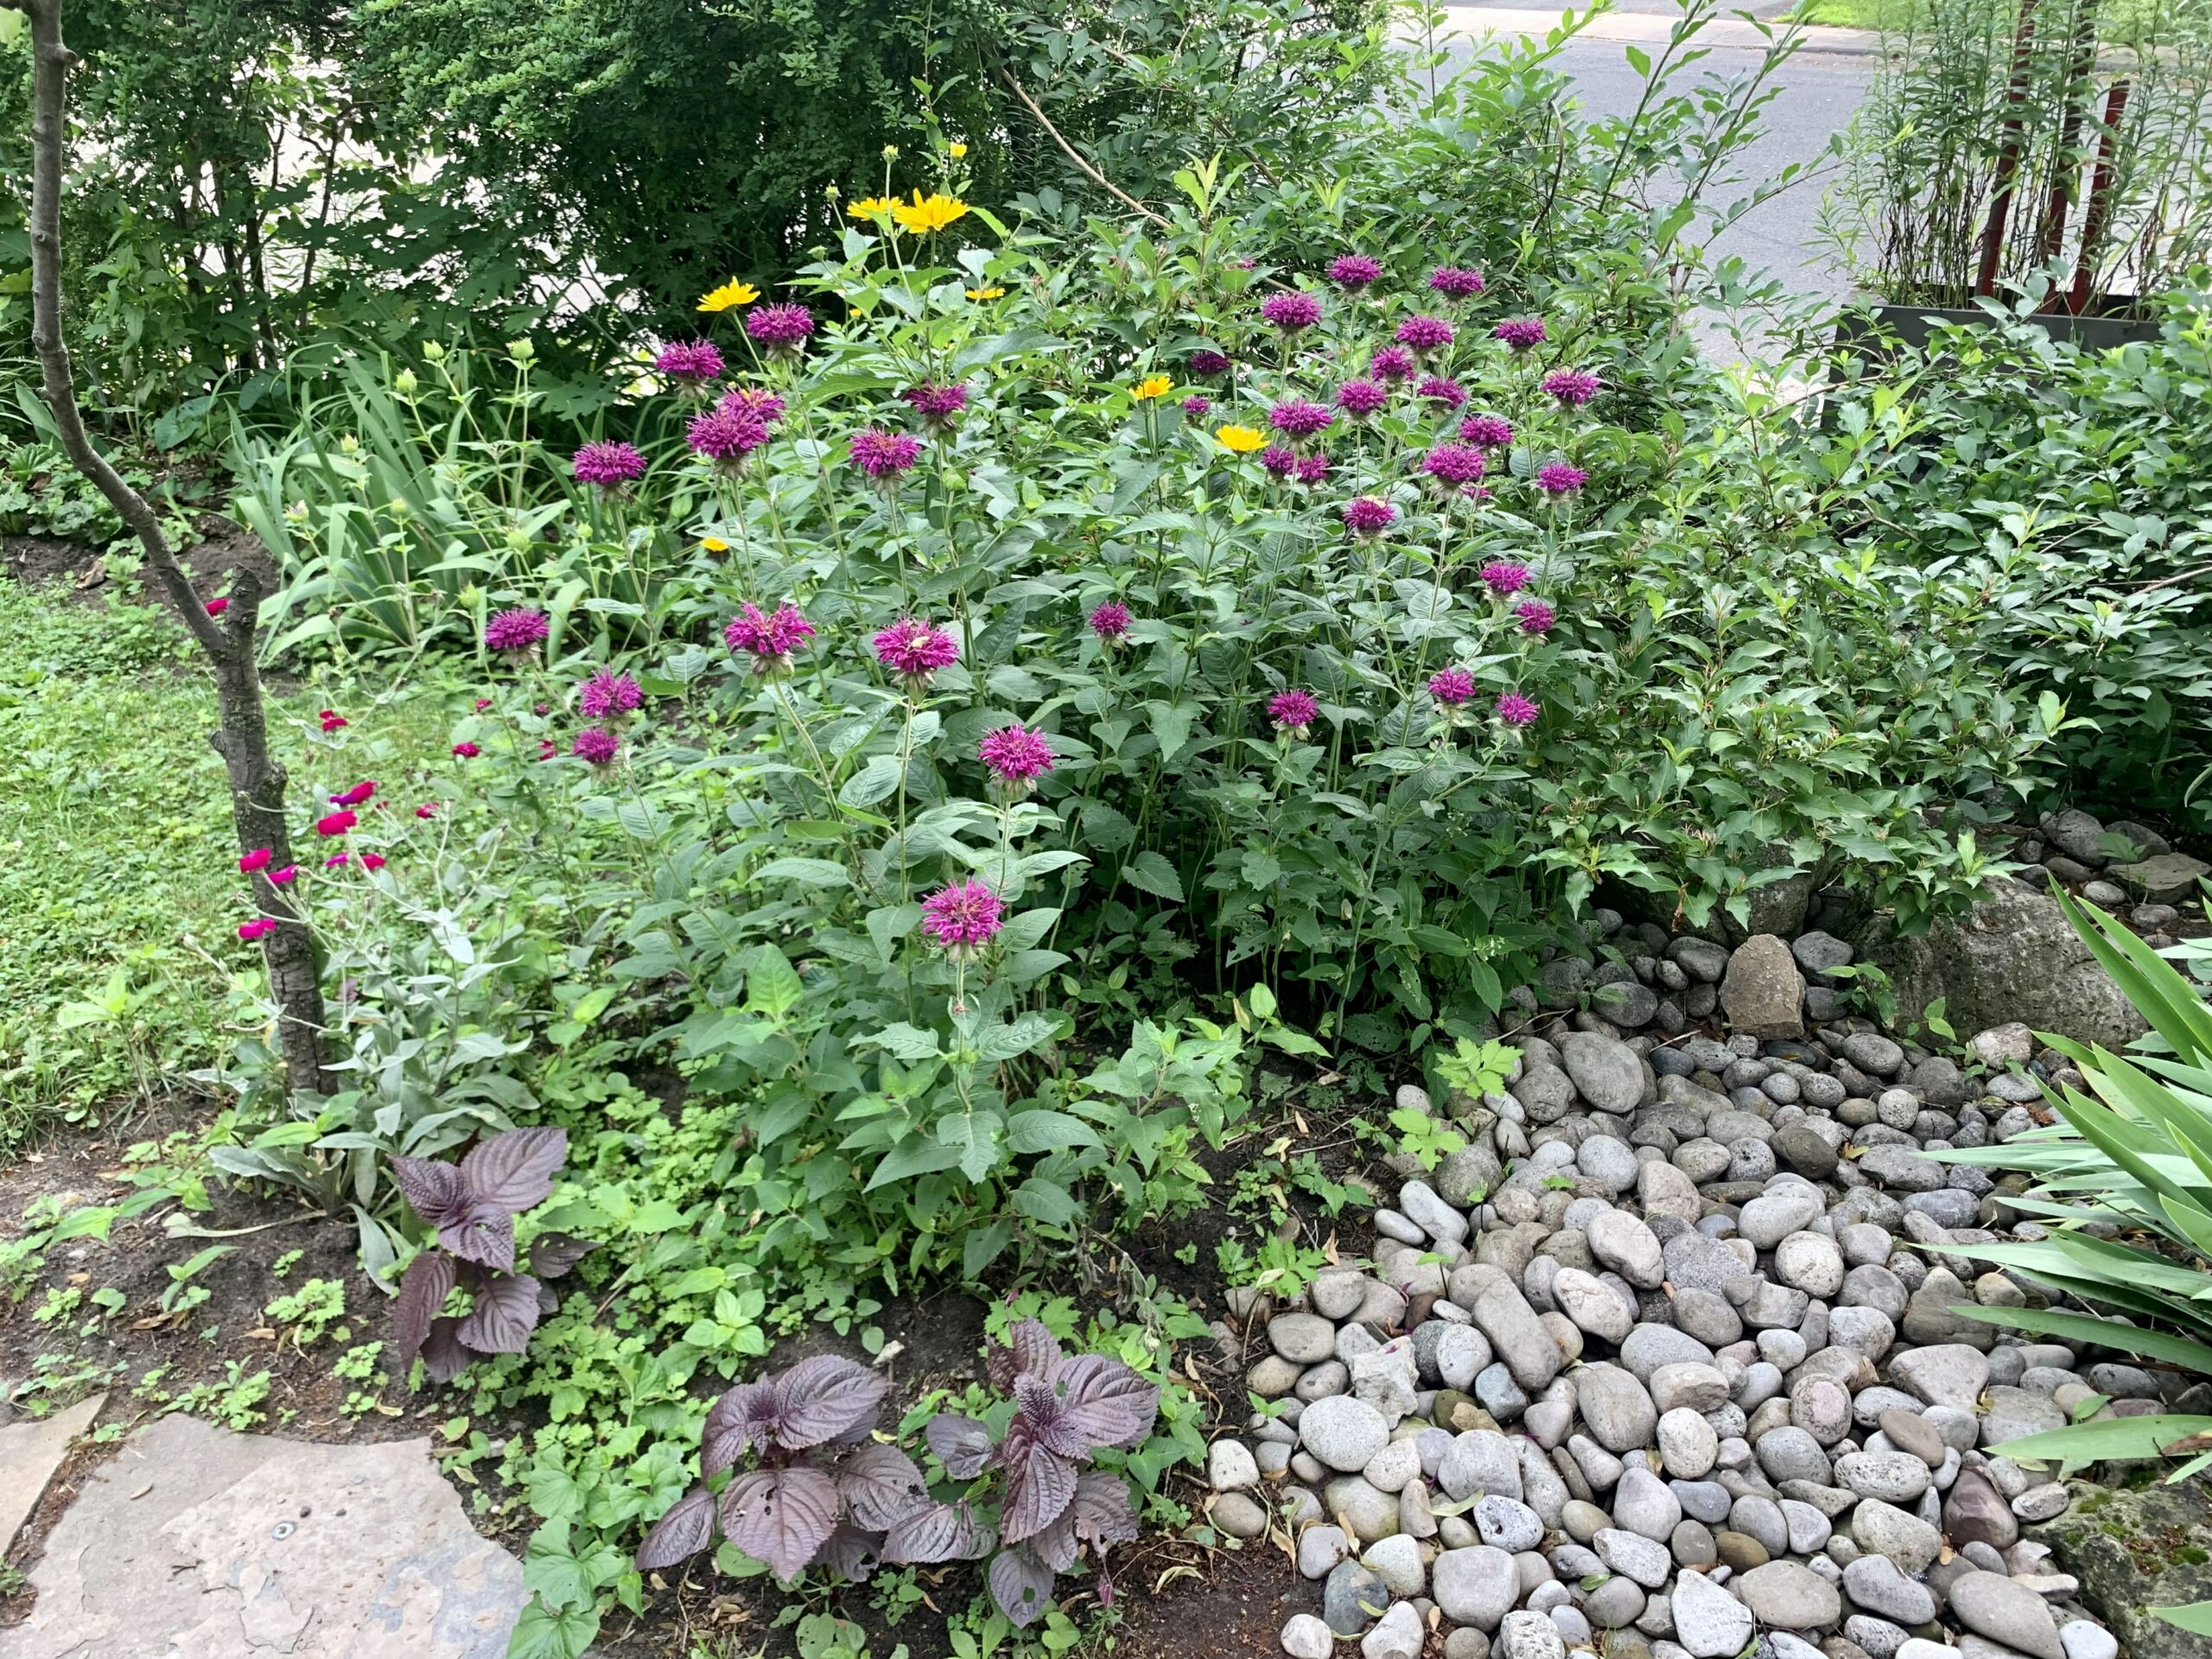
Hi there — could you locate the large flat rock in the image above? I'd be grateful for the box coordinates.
[0,1393,105,1552]
[0,1413,525,1657]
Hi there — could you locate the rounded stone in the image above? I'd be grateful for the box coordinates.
[1302,1395,1393,1472]
[1272,1311,1339,1363]
[1433,1545,1520,1630]
[1948,1568,2063,1659]
[1657,1408,1719,1478]
[1670,1568,1755,1658]
[1737,1560,1843,1629]
[1282,1613,1335,1659]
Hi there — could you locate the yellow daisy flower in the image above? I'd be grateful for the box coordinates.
[890,190,969,235]
[1215,424,1267,454]
[697,279,758,312]
[847,196,895,221]
[950,142,969,159]
[701,537,731,553]
[964,285,1006,302]
[1132,374,1173,401]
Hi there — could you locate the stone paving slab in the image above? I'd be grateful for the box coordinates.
[0,1393,105,1555]
[0,1413,525,1657]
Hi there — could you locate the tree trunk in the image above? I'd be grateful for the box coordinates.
[21,0,329,1095]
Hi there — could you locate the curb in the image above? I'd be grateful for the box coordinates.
[1432,6,1882,56]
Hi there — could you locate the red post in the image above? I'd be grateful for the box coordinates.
[2036,0,2102,270]
[1977,0,2044,298]
[2069,79,2132,314]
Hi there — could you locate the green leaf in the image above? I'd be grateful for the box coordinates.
[753,856,851,887]
[975,1013,1059,1064]
[506,1597,601,1659]
[2154,1602,2212,1636]
[1988,1414,2212,1466]
[1005,1109,1103,1154]
[1953,1304,2212,1373]
[743,946,804,1017]
[868,1023,943,1060]
[1124,850,1184,903]
[839,754,906,808]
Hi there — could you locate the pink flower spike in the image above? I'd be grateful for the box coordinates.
[1516,599,1556,634]
[238,848,273,874]
[1089,601,1132,643]
[1536,461,1589,496]
[1481,561,1532,597]
[1497,691,1541,728]
[724,601,816,676]
[1428,668,1477,706]
[318,709,348,733]
[571,729,620,766]
[484,607,550,653]
[1268,688,1319,737]
[474,698,493,712]
[1343,496,1396,537]
[979,724,1055,795]
[1428,267,1485,300]
[874,617,960,685]
[578,669,644,719]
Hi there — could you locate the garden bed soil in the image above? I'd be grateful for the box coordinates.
[0,518,275,611]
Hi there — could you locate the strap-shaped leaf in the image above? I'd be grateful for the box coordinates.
[461,1127,568,1213]
[635,1487,717,1571]
[458,1270,543,1354]
[1984,1413,2212,1467]
[2053,888,2212,1064]
[1952,1303,2212,1372]
[720,1465,840,1582]
[772,1356,888,1449]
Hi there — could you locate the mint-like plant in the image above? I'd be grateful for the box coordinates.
[635,1356,985,1582]
[924,1318,1157,1627]
[389,1128,594,1386]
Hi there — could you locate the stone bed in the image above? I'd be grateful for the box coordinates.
[1205,918,2171,1659]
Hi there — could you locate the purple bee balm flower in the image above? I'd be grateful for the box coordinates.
[572,441,645,491]
[1396,315,1456,353]
[1494,317,1548,353]
[1429,266,1486,299]
[1481,561,1531,596]
[1089,601,1132,642]
[1327,254,1383,289]
[1260,290,1322,332]
[572,728,621,766]
[1268,398,1334,441]
[1294,453,1329,485]
[1268,688,1319,736]
[1421,442,1487,487]
[724,601,816,674]
[1336,378,1389,418]
[1537,461,1589,495]
[485,607,550,653]
[720,385,786,424]
[654,340,725,389]
[903,382,969,430]
[979,724,1055,793]
[850,427,925,479]
[1189,348,1231,377]
[1428,667,1477,705]
[578,668,643,718]
[921,877,1004,954]
[745,302,815,353]
[687,406,770,473]
[1260,445,1300,479]
[1181,395,1211,418]
[1516,599,1556,634]
[1343,495,1397,537]
[1417,376,1467,410]
[1542,368,1602,408]
[1497,691,1540,728]
[1370,346,1415,382]
[874,616,960,683]
[1459,412,1514,448]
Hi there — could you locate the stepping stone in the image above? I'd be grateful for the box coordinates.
[0,1413,525,1658]
[0,1392,105,1552]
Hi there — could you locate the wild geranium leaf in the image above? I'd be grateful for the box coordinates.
[702,1380,780,1477]
[457,1269,542,1354]
[999,1426,1077,1543]
[392,1251,456,1377]
[880,1500,982,1564]
[988,1545,1057,1629]
[1071,1471,1138,1548]
[421,1316,472,1384]
[635,1487,718,1571]
[530,1232,598,1279]
[836,1442,928,1530]
[772,1355,888,1449]
[1049,1354,1160,1448]
[389,1155,470,1227]
[720,1466,840,1582]
[1014,1372,1093,1459]
[925,1413,995,1480]
[461,1127,567,1213]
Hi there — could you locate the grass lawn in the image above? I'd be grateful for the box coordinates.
[1786,0,2164,36]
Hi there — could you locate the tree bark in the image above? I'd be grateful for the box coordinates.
[19,0,329,1095]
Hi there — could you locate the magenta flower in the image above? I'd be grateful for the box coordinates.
[687,406,770,473]
[720,385,787,424]
[874,616,960,685]
[238,848,272,874]
[1336,378,1389,418]
[1189,349,1231,377]
[1481,561,1531,596]
[1516,599,1556,634]
[903,382,969,431]
[1260,446,1300,479]
[269,864,297,886]
[1343,496,1397,537]
[1089,601,1132,643]
[724,601,817,675]
[1459,413,1514,448]
[1370,346,1415,382]
[1542,369,1602,408]
[1396,315,1456,353]
[1417,376,1466,410]
[849,428,925,481]
[1429,267,1486,300]
[1294,453,1329,486]
[1494,317,1548,353]
[206,597,230,616]
[325,853,349,869]
[1497,691,1540,728]
[572,728,621,766]
[330,779,377,807]
[485,607,550,653]
[579,668,644,719]
[1428,668,1478,706]
[1268,689,1319,737]
[1182,395,1211,418]
[1327,254,1383,290]
[1421,442,1487,488]
[1536,462,1589,496]
[1268,398,1334,442]
[453,741,481,758]
[979,724,1055,793]
[920,878,1005,955]
[315,810,356,837]
[1260,290,1322,333]
[745,303,815,353]
[239,918,277,942]
[654,340,725,390]
[573,441,646,492]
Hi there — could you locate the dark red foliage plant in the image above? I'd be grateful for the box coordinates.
[388,1128,595,1387]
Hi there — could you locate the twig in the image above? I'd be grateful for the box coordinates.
[997,67,1173,231]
